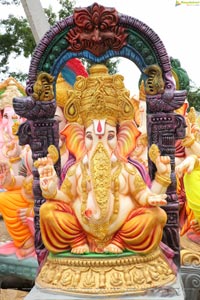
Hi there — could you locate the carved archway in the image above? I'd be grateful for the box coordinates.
[27,3,173,94]
[18,2,187,266]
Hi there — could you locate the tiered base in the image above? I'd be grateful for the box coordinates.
[35,248,176,297]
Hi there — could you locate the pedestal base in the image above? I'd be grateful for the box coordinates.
[24,248,181,298]
[24,275,185,300]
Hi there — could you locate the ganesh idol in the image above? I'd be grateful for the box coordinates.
[37,64,171,256]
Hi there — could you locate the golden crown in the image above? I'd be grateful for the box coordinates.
[63,64,135,127]
[56,73,73,108]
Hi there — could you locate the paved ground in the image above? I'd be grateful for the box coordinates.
[0,216,33,299]
[0,288,28,300]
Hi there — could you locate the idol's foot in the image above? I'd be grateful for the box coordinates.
[104,243,123,254]
[71,244,89,254]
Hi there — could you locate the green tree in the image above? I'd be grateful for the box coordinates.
[170,57,200,112]
[1,0,20,4]
[0,0,76,81]
[187,84,200,112]
[82,58,119,75]
[0,15,35,81]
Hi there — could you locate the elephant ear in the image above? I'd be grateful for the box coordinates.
[60,123,86,162]
[115,120,141,162]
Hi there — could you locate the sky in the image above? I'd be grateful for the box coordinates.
[1,0,200,96]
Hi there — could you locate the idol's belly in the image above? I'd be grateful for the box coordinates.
[72,195,135,237]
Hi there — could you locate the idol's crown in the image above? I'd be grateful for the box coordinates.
[63,64,135,127]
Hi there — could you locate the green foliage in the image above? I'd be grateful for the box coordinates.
[1,0,20,4]
[44,7,57,26]
[0,15,36,80]
[187,83,200,112]
[170,57,200,112]
[8,71,28,83]
[170,57,190,91]
[44,0,76,26]
[81,58,120,75]
[1,16,36,57]
[58,0,76,19]
[104,58,120,75]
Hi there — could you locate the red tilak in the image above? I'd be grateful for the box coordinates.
[97,120,102,133]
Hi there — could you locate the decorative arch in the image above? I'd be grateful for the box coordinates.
[26,2,174,95]
[16,2,187,266]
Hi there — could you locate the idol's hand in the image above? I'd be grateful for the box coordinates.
[175,155,197,178]
[3,140,21,160]
[0,161,12,187]
[185,117,192,138]
[149,144,171,175]
[155,155,171,176]
[37,156,58,199]
[148,193,167,206]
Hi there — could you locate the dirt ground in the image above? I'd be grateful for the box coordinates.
[0,289,28,300]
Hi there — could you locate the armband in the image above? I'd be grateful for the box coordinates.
[9,156,21,163]
[155,173,171,187]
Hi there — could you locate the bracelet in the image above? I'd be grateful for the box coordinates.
[155,173,171,187]
[9,156,21,163]
[181,136,195,148]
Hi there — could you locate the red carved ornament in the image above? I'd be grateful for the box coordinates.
[66,3,128,56]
